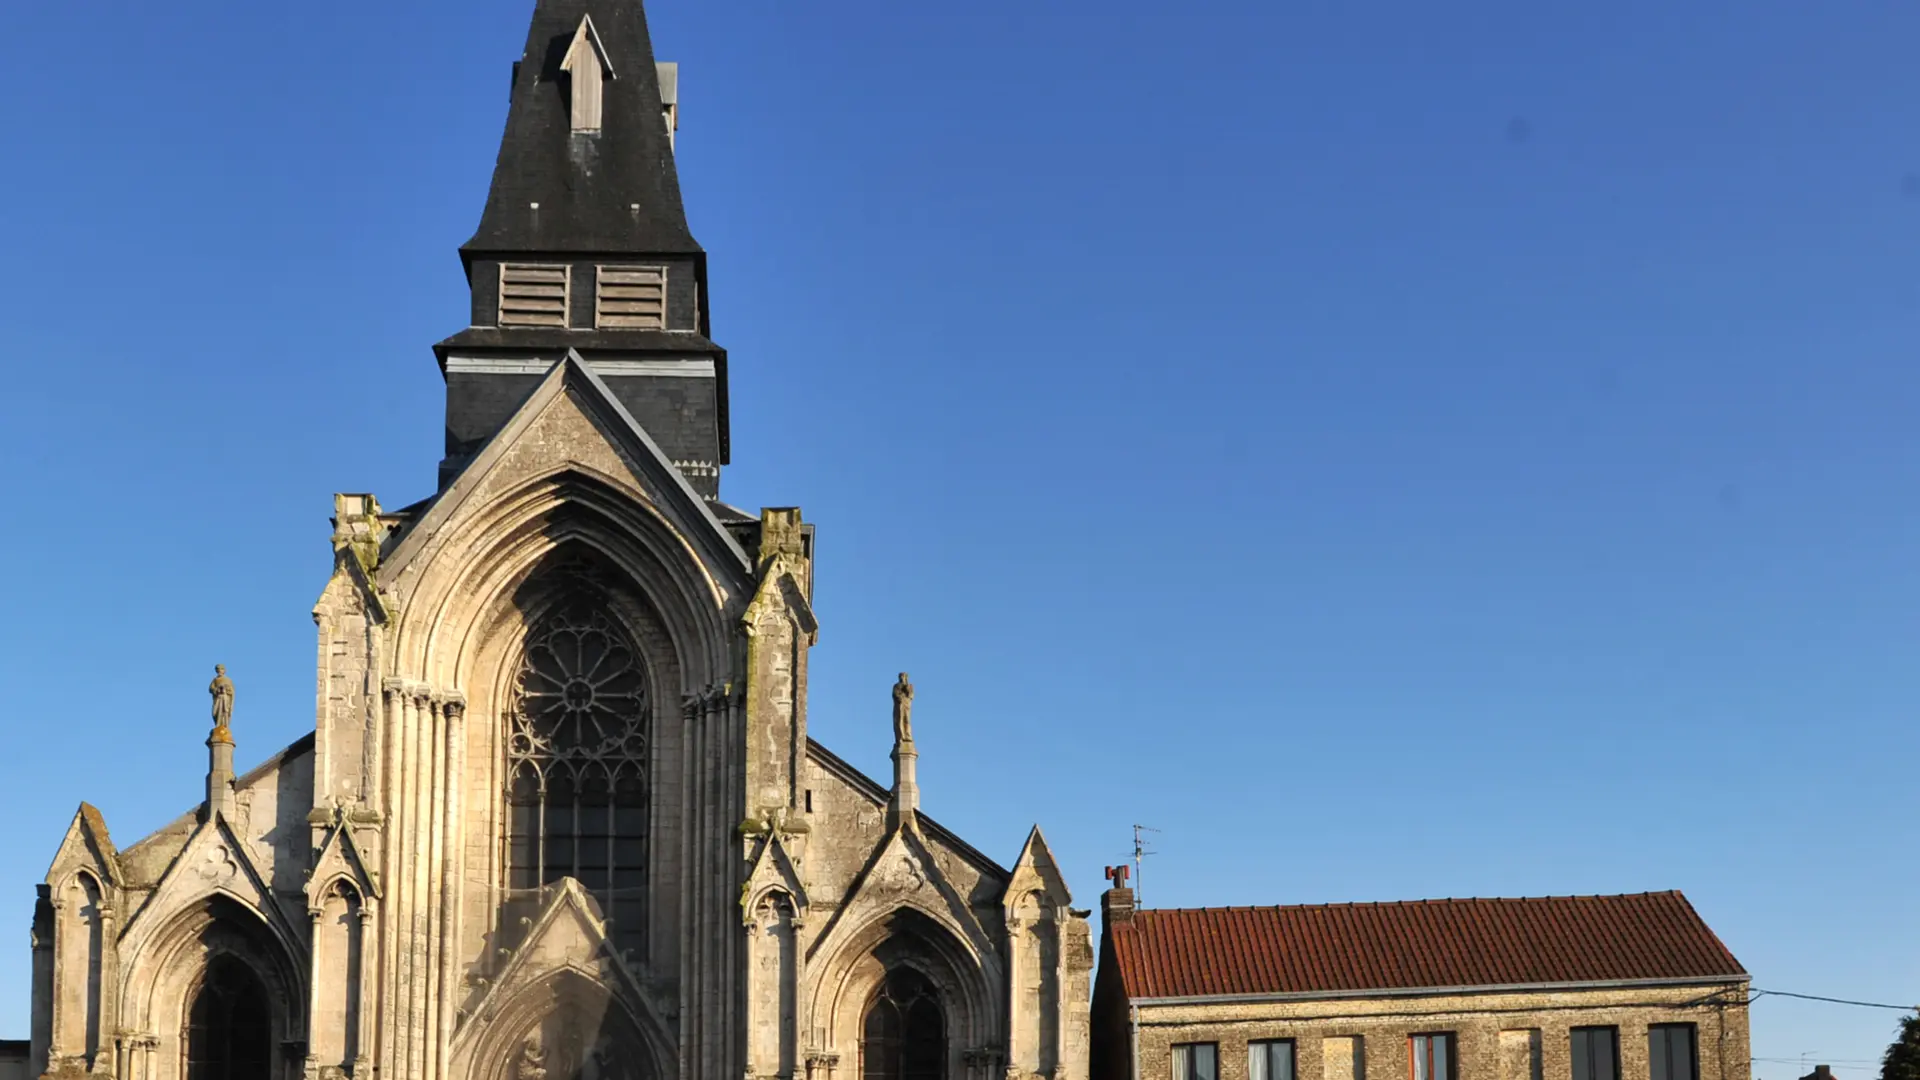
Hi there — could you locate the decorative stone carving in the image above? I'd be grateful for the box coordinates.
[879,849,927,894]
[209,664,235,730]
[195,842,240,885]
[892,673,914,744]
[516,1035,548,1080]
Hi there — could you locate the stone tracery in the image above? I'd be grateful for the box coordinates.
[506,579,652,962]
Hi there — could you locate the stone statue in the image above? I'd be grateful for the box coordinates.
[892,672,914,745]
[209,665,235,729]
[515,1036,547,1080]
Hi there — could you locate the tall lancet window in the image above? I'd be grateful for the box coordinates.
[506,591,650,959]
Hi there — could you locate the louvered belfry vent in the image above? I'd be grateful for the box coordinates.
[498,263,571,327]
[596,265,667,329]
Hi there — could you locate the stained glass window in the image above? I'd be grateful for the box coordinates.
[506,594,650,960]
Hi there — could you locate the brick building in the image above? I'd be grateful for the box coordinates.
[1090,886,1749,1080]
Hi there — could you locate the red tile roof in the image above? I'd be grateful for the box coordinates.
[1109,891,1746,999]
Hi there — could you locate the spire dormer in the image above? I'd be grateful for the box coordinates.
[560,15,614,133]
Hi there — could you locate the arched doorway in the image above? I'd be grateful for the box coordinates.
[862,968,945,1080]
[185,955,272,1080]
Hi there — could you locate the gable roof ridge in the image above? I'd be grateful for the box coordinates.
[1135,890,1689,917]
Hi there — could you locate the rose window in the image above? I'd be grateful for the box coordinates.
[506,598,650,959]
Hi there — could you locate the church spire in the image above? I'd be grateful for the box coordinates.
[463,0,697,258]
[436,0,730,499]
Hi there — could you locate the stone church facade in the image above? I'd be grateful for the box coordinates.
[25,2,1093,1078]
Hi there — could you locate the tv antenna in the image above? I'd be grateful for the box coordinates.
[1132,824,1160,905]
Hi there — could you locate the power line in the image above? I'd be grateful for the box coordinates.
[1753,989,1916,1012]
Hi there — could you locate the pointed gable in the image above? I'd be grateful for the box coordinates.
[743,833,809,918]
[461,880,648,1033]
[381,351,750,595]
[45,803,121,889]
[744,560,818,642]
[307,816,382,903]
[806,819,997,970]
[117,815,304,963]
[1005,826,1072,911]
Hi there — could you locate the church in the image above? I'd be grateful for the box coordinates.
[25,2,1094,1078]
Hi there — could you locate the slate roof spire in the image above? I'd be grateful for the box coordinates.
[464,0,699,259]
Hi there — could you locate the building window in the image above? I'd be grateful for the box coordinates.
[498,263,571,327]
[863,968,945,1080]
[596,265,668,329]
[505,586,650,960]
[1251,1040,1297,1080]
[1572,1028,1619,1080]
[1410,1034,1454,1080]
[1173,1044,1219,1080]
[1649,1026,1698,1080]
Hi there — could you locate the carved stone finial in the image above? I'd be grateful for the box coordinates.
[891,673,914,745]
[209,664,235,732]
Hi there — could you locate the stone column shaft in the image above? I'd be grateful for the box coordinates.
[409,689,434,1080]
[306,906,326,1076]
[356,906,377,1078]
[436,697,467,1079]
[378,679,405,1080]
[424,695,447,1080]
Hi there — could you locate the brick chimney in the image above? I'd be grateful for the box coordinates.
[1102,865,1135,924]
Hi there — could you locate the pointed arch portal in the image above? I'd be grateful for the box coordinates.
[862,968,946,1080]
[184,955,272,1080]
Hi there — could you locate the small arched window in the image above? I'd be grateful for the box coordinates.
[506,592,650,960]
[185,955,272,1080]
[862,968,945,1080]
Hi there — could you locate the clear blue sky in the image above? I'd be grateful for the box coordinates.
[1,0,1914,1068]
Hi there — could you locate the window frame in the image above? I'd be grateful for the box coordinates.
[1571,1027,1620,1080]
[1649,1025,1699,1080]
[1249,1039,1297,1080]
[1172,1042,1220,1080]
[1409,1033,1455,1080]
